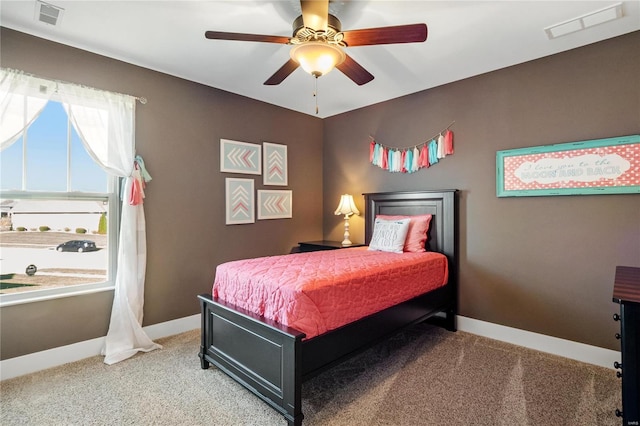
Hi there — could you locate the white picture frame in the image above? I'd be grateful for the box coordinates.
[257,190,292,220]
[220,139,261,175]
[263,142,288,186]
[225,178,255,224]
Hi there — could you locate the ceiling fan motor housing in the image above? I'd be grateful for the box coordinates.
[292,14,345,45]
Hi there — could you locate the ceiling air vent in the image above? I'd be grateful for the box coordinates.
[35,1,64,26]
[544,2,623,39]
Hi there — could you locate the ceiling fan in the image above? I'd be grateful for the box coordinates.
[205,0,428,86]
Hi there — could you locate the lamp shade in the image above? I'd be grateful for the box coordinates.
[290,41,346,77]
[334,194,359,216]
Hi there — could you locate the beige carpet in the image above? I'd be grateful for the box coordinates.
[0,323,621,425]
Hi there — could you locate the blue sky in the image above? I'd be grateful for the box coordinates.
[1,101,107,193]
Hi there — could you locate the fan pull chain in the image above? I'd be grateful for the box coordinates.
[313,75,319,115]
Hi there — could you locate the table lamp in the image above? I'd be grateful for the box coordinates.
[334,194,360,246]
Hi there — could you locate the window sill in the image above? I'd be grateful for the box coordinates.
[0,284,115,308]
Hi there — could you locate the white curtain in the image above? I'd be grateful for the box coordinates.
[57,83,161,365]
[0,69,55,149]
[0,68,160,364]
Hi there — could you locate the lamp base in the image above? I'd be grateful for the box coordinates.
[342,215,352,246]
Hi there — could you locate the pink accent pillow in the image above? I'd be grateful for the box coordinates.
[376,214,432,252]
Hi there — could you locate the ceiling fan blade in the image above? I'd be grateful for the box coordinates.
[300,0,329,31]
[205,31,290,44]
[336,54,374,86]
[341,23,427,47]
[264,59,300,85]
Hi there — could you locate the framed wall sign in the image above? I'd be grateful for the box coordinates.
[257,190,292,220]
[220,139,261,175]
[225,178,255,225]
[496,135,640,197]
[263,142,288,186]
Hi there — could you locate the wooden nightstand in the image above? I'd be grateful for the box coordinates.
[298,240,365,252]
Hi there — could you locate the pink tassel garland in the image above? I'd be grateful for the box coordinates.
[369,130,454,173]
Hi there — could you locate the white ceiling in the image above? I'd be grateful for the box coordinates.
[1,1,639,118]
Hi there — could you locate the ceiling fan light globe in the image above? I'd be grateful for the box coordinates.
[290,41,345,77]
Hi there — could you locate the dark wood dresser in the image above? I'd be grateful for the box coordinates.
[612,265,640,425]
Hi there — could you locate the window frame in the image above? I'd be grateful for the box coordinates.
[0,98,120,307]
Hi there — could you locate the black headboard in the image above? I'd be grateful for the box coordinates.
[363,190,458,263]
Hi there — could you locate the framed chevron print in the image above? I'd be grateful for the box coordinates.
[263,142,288,186]
[258,190,292,220]
[220,139,261,175]
[225,178,255,225]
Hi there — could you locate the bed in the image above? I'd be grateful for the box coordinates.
[198,189,458,426]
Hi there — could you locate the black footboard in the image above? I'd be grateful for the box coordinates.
[199,294,306,426]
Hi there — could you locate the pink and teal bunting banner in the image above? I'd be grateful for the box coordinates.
[370,129,454,173]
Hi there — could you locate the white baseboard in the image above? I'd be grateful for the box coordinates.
[0,314,200,381]
[142,314,200,341]
[1,314,619,381]
[457,316,620,370]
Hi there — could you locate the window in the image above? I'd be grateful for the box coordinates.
[0,99,119,306]
[1,69,155,360]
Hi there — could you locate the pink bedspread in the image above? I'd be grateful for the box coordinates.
[213,247,448,339]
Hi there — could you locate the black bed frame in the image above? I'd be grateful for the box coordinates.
[198,190,458,425]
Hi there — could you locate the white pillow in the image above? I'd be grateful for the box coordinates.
[368,218,411,253]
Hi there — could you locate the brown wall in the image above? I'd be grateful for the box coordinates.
[0,28,324,359]
[322,31,640,350]
[1,27,638,360]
